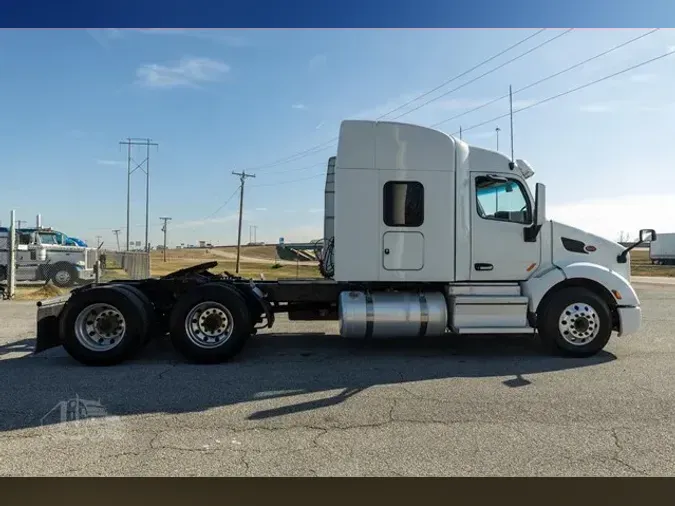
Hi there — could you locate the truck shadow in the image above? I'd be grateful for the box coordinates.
[0,332,616,433]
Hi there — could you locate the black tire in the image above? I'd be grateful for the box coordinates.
[59,285,149,366]
[169,283,252,364]
[112,284,157,343]
[538,287,613,358]
[51,263,77,288]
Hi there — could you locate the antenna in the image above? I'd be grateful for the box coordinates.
[509,84,515,163]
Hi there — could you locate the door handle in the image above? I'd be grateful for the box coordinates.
[384,248,390,255]
[474,263,494,271]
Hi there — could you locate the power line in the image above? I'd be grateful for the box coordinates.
[379,29,547,120]
[451,47,675,137]
[388,29,574,121]
[202,186,241,220]
[431,28,659,128]
[250,172,325,188]
[246,30,561,172]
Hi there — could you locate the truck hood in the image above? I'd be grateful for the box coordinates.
[550,220,631,281]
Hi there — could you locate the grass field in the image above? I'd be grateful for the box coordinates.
[628,248,675,277]
[10,247,672,301]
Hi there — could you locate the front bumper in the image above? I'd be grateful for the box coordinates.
[617,306,641,337]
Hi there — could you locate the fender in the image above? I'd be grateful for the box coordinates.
[522,262,640,313]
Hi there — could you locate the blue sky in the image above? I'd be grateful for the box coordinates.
[1,28,675,247]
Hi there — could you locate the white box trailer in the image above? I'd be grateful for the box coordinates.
[649,232,675,265]
[34,120,652,366]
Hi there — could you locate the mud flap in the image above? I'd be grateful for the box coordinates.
[35,295,70,353]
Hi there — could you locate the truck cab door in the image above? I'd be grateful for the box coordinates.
[470,173,540,281]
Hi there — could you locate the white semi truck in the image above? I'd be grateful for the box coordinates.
[649,232,675,265]
[0,226,97,288]
[34,120,652,366]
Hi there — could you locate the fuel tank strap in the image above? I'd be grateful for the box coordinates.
[365,292,374,339]
[419,293,429,336]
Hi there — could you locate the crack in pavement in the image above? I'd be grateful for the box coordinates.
[609,428,647,476]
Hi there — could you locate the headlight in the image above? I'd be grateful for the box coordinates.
[76,260,86,266]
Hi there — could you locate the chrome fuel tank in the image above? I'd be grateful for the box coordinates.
[338,290,448,338]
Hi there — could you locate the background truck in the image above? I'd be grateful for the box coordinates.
[649,232,675,265]
[0,225,98,288]
[34,119,652,366]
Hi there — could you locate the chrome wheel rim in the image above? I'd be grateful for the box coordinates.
[184,301,234,349]
[558,302,600,346]
[74,303,126,352]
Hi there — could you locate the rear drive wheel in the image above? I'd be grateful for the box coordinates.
[59,285,149,366]
[169,283,251,364]
[112,284,157,343]
[538,287,613,357]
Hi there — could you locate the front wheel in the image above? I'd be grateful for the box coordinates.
[538,287,613,357]
[51,263,76,288]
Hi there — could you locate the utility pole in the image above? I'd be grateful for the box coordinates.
[249,224,258,244]
[95,235,102,247]
[232,170,256,274]
[118,138,158,252]
[112,229,121,251]
[253,225,258,244]
[160,217,171,262]
[495,126,501,152]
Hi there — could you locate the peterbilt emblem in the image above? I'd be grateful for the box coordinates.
[585,245,597,252]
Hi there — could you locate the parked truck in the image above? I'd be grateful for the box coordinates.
[0,226,97,288]
[649,232,675,265]
[34,120,652,366]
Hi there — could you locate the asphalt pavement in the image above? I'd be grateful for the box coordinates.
[0,283,674,476]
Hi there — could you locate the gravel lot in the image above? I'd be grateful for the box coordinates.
[1,283,674,476]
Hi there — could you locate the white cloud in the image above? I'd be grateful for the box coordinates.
[292,103,307,110]
[86,29,123,49]
[133,29,248,47]
[96,159,124,167]
[668,45,675,52]
[173,213,240,229]
[549,194,675,242]
[280,225,324,242]
[309,54,327,70]
[629,73,656,83]
[579,103,615,113]
[136,57,230,89]
[315,121,325,130]
[255,207,268,212]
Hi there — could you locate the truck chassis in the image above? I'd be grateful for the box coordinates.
[34,260,624,366]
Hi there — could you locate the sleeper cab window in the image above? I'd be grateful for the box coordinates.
[475,176,531,225]
[383,181,424,227]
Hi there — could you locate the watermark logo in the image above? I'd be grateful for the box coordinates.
[40,394,125,441]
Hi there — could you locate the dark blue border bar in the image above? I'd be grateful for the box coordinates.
[2,0,674,28]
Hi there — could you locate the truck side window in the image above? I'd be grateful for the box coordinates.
[475,176,531,225]
[383,181,424,227]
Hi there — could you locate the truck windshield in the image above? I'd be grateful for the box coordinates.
[39,233,59,245]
